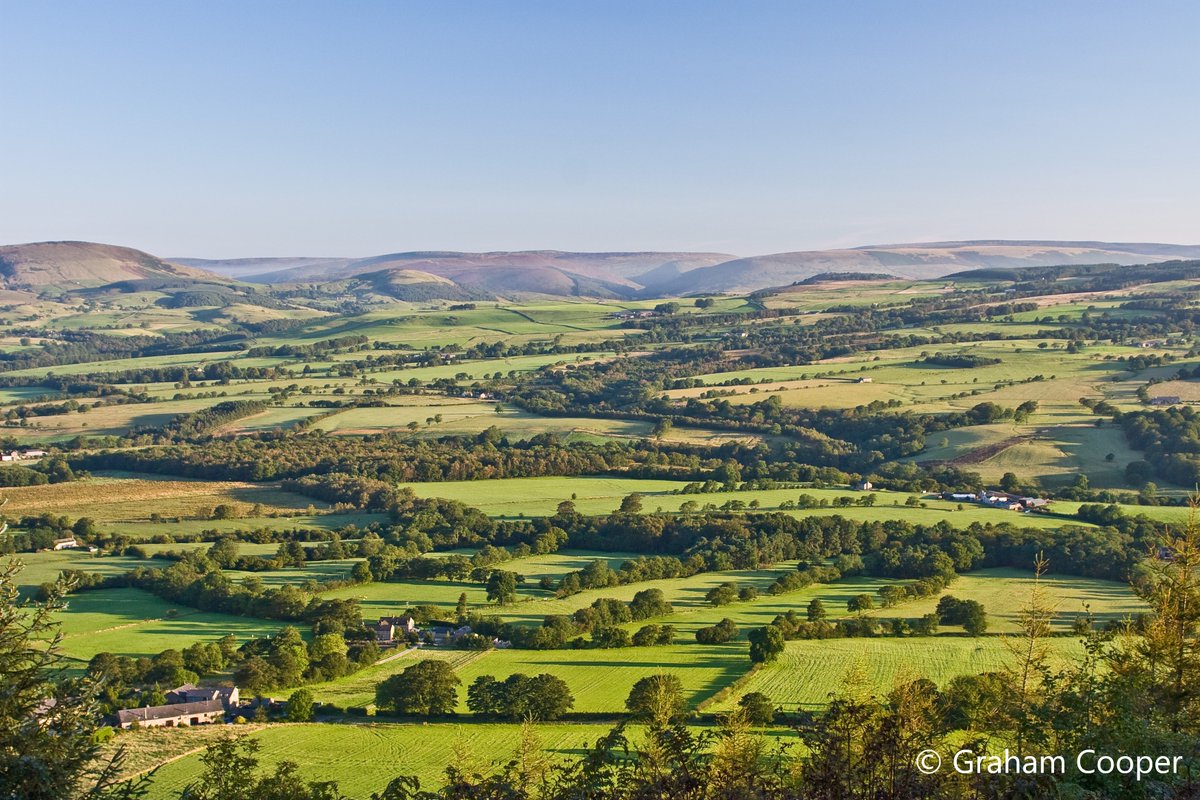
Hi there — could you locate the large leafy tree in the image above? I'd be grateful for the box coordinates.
[485,571,518,605]
[748,624,785,664]
[376,660,460,716]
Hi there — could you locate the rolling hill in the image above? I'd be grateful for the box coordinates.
[178,241,1200,298]
[10,240,1200,300]
[169,256,355,280]
[218,250,737,299]
[0,241,219,290]
[646,241,1200,294]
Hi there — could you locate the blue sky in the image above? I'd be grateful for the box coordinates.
[2,1,1197,257]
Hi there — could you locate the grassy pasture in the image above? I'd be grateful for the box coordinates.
[324,577,496,618]
[0,349,256,378]
[11,550,146,593]
[136,541,283,557]
[105,511,387,540]
[397,475,1089,529]
[714,635,1085,711]
[304,563,1143,711]
[911,421,1155,489]
[275,303,634,349]
[1147,380,1200,402]
[212,405,319,433]
[0,396,263,441]
[322,549,642,629]
[672,341,1129,420]
[54,588,286,661]
[368,351,616,383]
[299,648,488,708]
[0,386,65,404]
[862,568,1144,633]
[314,402,653,442]
[761,281,954,312]
[132,721,618,800]
[449,643,746,714]
[311,399,763,445]
[225,559,362,587]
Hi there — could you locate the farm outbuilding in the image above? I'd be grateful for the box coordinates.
[117,699,225,729]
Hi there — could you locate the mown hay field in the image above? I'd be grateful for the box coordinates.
[131,721,618,799]
[711,636,1085,711]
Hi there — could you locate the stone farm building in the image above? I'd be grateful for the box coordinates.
[375,615,418,644]
[117,699,224,729]
[116,684,240,729]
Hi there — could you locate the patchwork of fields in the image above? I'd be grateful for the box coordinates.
[4,271,1194,796]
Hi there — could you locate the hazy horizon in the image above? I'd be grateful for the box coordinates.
[3,1,1198,258]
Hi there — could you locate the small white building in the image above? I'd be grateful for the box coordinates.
[51,537,77,551]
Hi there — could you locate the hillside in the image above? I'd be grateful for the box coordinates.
[172,251,736,300]
[170,256,355,279]
[176,241,1200,298]
[0,241,218,290]
[241,250,735,286]
[648,241,1200,294]
[15,240,1200,300]
[223,250,732,299]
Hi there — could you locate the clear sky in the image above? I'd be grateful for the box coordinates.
[2,1,1197,258]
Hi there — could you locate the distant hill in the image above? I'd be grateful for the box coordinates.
[648,241,1200,295]
[326,268,491,303]
[223,250,737,299]
[0,241,219,290]
[184,241,1200,299]
[170,256,354,279]
[13,240,1200,300]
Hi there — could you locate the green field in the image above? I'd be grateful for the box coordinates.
[397,475,1097,529]
[132,721,618,799]
[713,635,1085,711]
[450,643,746,713]
[12,550,147,593]
[107,511,388,540]
[315,401,653,441]
[6,266,1196,795]
[862,568,1145,633]
[55,588,286,662]
[303,565,1142,716]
